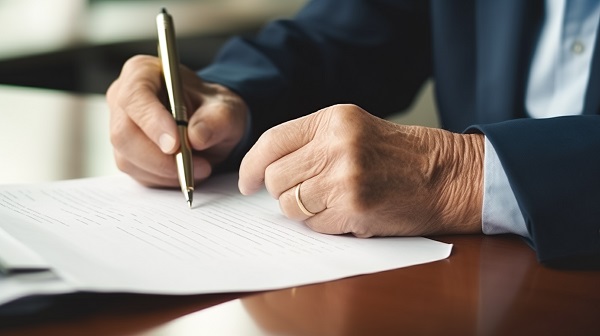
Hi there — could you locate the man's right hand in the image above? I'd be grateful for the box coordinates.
[107,55,249,188]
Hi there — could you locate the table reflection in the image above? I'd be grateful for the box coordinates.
[241,238,480,335]
[239,235,598,336]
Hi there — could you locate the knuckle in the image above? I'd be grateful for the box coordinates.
[263,164,276,190]
[325,105,370,145]
[279,200,293,218]
[262,125,279,142]
[278,192,299,219]
[106,80,119,101]
[260,127,289,154]
[123,55,155,72]
[327,104,366,124]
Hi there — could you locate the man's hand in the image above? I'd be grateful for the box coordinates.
[239,104,483,237]
[107,55,248,187]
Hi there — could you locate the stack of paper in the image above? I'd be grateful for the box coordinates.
[0,174,452,306]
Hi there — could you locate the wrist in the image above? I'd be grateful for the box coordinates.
[436,132,484,234]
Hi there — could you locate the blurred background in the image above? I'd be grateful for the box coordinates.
[0,0,308,93]
[0,0,437,184]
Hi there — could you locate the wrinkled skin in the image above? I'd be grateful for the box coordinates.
[239,104,484,237]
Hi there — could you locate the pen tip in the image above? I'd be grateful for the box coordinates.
[187,190,193,209]
[161,7,167,15]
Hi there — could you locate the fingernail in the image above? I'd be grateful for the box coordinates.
[159,133,176,153]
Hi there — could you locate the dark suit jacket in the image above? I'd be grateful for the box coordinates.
[200,0,600,268]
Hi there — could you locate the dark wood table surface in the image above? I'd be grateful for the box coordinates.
[2,235,599,336]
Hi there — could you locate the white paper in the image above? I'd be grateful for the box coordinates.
[0,173,452,301]
[0,271,75,306]
[0,227,50,271]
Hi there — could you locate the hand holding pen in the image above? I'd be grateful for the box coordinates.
[106,11,249,202]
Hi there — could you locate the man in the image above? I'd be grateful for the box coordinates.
[107,0,600,268]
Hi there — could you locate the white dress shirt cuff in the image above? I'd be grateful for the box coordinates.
[482,137,530,238]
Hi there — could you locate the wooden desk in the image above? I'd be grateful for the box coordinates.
[2,235,598,336]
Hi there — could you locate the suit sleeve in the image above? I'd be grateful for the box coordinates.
[199,0,432,144]
[470,116,600,269]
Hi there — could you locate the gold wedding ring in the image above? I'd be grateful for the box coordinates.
[295,182,316,217]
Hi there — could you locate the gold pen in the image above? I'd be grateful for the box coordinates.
[156,8,194,208]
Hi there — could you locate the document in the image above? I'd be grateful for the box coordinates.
[0,174,451,304]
